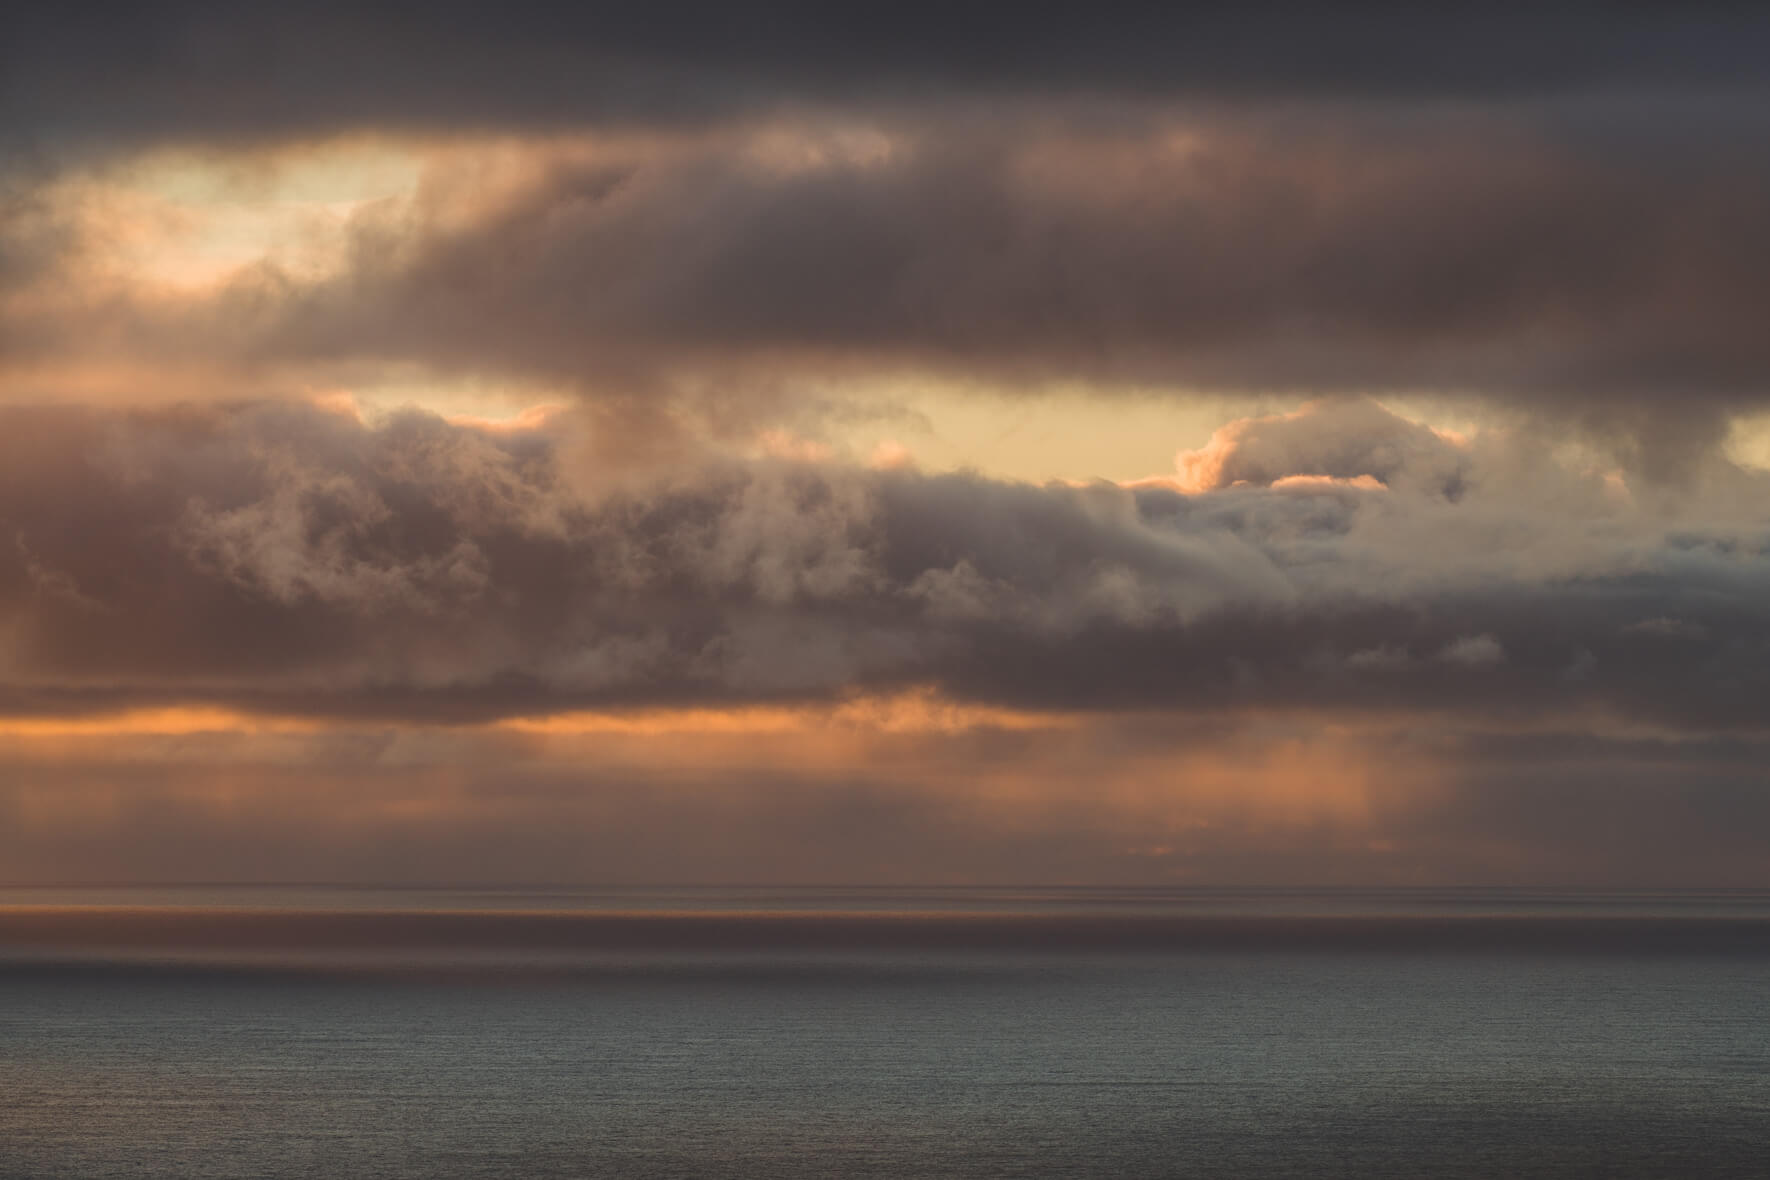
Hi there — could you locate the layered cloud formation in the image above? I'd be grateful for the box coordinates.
[5,4,1770,885]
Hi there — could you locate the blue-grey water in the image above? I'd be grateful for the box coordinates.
[2,888,1768,1178]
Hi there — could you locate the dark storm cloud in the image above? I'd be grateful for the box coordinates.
[2,397,1767,726]
[9,2,1770,149]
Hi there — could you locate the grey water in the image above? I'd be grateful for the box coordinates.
[2,888,1768,1178]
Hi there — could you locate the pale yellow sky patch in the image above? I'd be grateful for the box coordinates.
[1724,410,1770,472]
[816,380,1238,483]
[82,139,428,289]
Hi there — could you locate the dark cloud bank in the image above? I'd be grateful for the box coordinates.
[282,124,1770,403]
[10,2,1770,146]
[2,398,1766,727]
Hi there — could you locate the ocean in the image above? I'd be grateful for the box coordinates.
[2,887,1767,1178]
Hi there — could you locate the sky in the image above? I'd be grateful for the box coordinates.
[5,2,1770,887]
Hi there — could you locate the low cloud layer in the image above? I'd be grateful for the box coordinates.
[6,707,1770,888]
[2,396,1766,728]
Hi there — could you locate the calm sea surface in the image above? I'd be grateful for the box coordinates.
[2,887,1767,1178]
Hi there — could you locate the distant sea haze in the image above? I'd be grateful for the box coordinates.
[3,887,1768,1178]
[4,884,1770,968]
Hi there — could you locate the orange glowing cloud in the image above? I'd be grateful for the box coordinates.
[0,707,329,739]
[0,704,1437,888]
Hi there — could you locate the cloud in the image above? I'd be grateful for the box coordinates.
[1437,635,1506,667]
[5,710,1770,888]
[1174,398,1470,495]
[1621,616,1710,641]
[10,114,1770,480]
[1345,645,1410,671]
[10,3,1770,152]
[2,397,1769,727]
[11,3,1770,892]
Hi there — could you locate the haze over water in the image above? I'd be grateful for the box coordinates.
[3,887,1767,1179]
